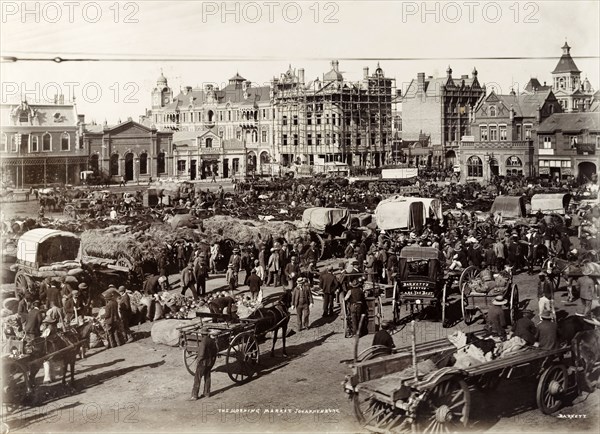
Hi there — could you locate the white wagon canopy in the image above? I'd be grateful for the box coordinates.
[374,196,442,231]
[17,228,80,268]
[530,193,572,215]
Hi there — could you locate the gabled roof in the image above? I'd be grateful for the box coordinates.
[476,90,555,118]
[84,119,161,135]
[163,83,271,111]
[538,112,600,133]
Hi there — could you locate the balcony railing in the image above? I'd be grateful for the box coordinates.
[460,140,532,149]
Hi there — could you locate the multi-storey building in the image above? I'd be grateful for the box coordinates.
[459,90,562,182]
[536,112,599,181]
[402,67,485,168]
[551,42,595,113]
[84,119,174,182]
[141,72,274,179]
[0,97,86,187]
[272,61,395,170]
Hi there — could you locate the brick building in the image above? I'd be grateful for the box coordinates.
[0,98,86,187]
[536,112,599,182]
[141,72,274,179]
[459,89,562,182]
[272,61,395,171]
[84,119,174,182]
[402,67,485,168]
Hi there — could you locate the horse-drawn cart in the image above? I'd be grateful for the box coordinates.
[459,266,519,325]
[179,303,291,383]
[343,327,596,433]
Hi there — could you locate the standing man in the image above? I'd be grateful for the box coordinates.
[45,281,62,310]
[292,277,314,331]
[64,290,84,324]
[209,242,220,274]
[228,248,242,286]
[345,240,357,259]
[194,253,209,297]
[181,262,198,300]
[537,271,555,300]
[118,286,134,343]
[537,309,558,350]
[486,295,507,340]
[247,269,262,302]
[345,278,366,338]
[319,265,338,317]
[104,290,123,348]
[267,247,280,287]
[576,264,597,318]
[284,255,301,291]
[190,331,218,400]
[24,300,43,342]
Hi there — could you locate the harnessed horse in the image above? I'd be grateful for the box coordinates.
[543,253,599,302]
[246,291,292,357]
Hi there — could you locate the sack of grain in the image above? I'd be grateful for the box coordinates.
[67,267,84,276]
[151,319,199,346]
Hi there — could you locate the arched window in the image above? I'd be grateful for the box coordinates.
[157,152,166,174]
[506,156,523,167]
[1,133,7,152]
[42,133,52,151]
[489,106,496,117]
[467,156,483,177]
[206,138,213,148]
[139,152,148,175]
[252,130,258,143]
[110,154,119,176]
[61,132,70,151]
[207,110,214,122]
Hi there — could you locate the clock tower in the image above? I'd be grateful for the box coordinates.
[152,71,172,109]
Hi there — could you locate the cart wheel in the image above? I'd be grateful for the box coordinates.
[2,360,32,412]
[475,223,491,241]
[458,266,479,292]
[63,204,75,218]
[536,364,568,414]
[226,333,259,383]
[116,255,134,271]
[509,284,519,325]
[572,331,600,392]
[183,349,198,376]
[460,283,474,325]
[353,392,395,427]
[14,272,34,295]
[415,377,471,433]
[312,232,325,261]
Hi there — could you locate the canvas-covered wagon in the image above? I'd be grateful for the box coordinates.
[299,207,352,259]
[375,196,442,232]
[530,193,572,215]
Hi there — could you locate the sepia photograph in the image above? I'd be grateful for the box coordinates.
[0,1,599,433]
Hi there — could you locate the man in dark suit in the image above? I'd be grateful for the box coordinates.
[104,291,122,348]
[45,281,62,310]
[319,265,338,317]
[247,269,262,302]
[194,253,209,297]
[24,300,43,341]
[190,332,218,400]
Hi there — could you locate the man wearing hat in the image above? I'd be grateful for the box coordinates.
[292,277,314,331]
[266,246,281,287]
[512,310,538,346]
[487,295,507,339]
[193,253,209,297]
[576,264,597,318]
[208,294,238,323]
[302,241,319,268]
[319,265,338,317]
[228,248,242,286]
[537,271,555,300]
[104,288,123,348]
[64,289,84,324]
[247,268,262,302]
[181,261,198,300]
[537,309,558,350]
[45,281,62,310]
[344,278,366,338]
[118,286,134,343]
[24,300,43,342]
[372,320,395,351]
[284,255,301,291]
[190,330,218,400]
[344,240,357,259]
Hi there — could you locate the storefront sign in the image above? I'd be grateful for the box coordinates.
[562,168,572,175]
[539,167,550,175]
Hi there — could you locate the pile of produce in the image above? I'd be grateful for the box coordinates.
[464,273,509,295]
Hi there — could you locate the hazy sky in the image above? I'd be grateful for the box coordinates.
[1,1,599,123]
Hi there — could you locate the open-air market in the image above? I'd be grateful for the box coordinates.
[1,2,600,434]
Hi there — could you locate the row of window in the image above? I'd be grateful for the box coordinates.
[539,160,571,168]
[466,155,524,177]
[0,132,72,153]
[480,124,533,141]
[102,152,166,176]
[281,133,388,147]
[159,108,273,125]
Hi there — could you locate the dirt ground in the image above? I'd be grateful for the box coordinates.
[1,198,599,434]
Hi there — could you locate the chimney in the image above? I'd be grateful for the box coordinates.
[298,68,305,83]
[363,67,369,79]
[396,89,402,97]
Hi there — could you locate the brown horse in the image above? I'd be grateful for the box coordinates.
[246,291,292,357]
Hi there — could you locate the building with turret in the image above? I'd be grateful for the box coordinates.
[551,42,595,112]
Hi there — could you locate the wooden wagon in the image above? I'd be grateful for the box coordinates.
[459,265,519,325]
[343,326,596,433]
